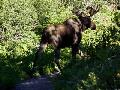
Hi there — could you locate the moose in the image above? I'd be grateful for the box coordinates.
[33,6,99,74]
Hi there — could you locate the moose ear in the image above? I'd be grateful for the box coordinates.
[72,8,81,16]
[72,10,86,18]
[86,5,100,16]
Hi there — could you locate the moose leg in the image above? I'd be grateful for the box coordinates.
[33,43,47,74]
[54,48,61,72]
[72,44,79,59]
[72,32,81,59]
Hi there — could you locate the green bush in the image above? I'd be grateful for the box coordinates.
[0,0,120,89]
[33,0,73,27]
[0,0,39,88]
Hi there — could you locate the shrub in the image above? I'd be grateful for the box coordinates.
[0,0,39,88]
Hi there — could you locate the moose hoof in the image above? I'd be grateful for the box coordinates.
[54,66,61,73]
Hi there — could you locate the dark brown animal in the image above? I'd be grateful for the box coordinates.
[33,7,99,74]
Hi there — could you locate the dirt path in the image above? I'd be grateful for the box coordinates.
[15,76,54,90]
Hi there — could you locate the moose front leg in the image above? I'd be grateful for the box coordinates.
[54,48,61,73]
[72,44,79,59]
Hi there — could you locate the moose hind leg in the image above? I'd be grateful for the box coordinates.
[32,43,47,74]
[54,48,61,73]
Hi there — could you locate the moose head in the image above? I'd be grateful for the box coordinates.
[73,5,100,30]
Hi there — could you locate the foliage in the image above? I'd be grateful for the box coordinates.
[0,0,120,89]
[33,0,72,27]
[0,0,39,88]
